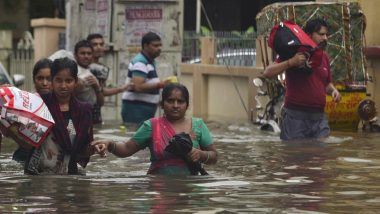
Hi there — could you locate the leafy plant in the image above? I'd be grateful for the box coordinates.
[200,26,213,36]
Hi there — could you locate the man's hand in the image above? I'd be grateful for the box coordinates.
[331,89,341,103]
[119,84,129,92]
[326,83,341,103]
[85,75,100,89]
[288,52,307,68]
[163,79,172,86]
[126,82,135,91]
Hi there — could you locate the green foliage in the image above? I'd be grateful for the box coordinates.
[0,22,17,30]
[1,0,22,12]
[231,26,255,38]
[200,26,213,36]
[218,26,256,50]
[232,26,255,34]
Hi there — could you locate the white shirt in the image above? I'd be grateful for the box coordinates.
[76,66,98,105]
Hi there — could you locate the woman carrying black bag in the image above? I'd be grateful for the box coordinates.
[91,83,217,175]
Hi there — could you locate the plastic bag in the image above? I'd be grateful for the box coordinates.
[0,87,55,147]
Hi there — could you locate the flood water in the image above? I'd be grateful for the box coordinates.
[1,119,380,213]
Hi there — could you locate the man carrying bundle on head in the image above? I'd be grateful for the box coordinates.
[263,18,341,141]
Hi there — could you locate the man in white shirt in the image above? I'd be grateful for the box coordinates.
[74,40,104,124]
[86,34,130,125]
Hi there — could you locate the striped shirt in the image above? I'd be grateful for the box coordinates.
[122,52,160,105]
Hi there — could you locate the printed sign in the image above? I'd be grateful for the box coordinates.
[96,0,110,39]
[124,6,164,45]
[325,90,366,132]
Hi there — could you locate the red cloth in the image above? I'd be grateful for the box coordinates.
[151,117,175,159]
[149,117,186,174]
[283,52,332,111]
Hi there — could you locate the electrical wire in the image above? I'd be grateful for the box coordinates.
[200,1,249,114]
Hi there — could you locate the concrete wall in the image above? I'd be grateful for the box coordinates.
[179,36,262,122]
[31,18,66,62]
[180,63,261,122]
[0,30,12,69]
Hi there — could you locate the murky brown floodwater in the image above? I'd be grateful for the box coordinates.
[1,119,380,213]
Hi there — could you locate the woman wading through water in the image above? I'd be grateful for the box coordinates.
[92,83,217,175]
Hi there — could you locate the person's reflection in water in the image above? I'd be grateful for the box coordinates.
[148,176,179,213]
[13,176,94,213]
[146,176,207,213]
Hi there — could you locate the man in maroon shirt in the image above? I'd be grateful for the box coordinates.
[263,18,341,140]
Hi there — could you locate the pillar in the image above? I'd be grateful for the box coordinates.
[31,18,66,62]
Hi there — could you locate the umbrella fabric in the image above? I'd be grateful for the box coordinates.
[165,132,208,175]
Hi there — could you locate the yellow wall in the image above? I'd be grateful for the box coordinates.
[181,73,195,117]
[180,63,261,122]
[359,0,380,45]
[358,0,380,116]
[31,18,66,62]
[207,76,249,121]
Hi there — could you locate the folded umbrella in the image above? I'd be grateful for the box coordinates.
[165,132,208,175]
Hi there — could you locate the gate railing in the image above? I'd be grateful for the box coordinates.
[182,30,257,67]
[9,48,34,91]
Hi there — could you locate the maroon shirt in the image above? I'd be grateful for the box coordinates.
[281,53,332,112]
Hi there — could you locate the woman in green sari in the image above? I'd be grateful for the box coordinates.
[92,83,217,175]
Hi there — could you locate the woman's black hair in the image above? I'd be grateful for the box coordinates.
[32,58,53,80]
[161,83,190,107]
[51,57,78,79]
